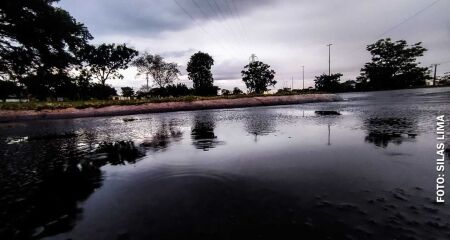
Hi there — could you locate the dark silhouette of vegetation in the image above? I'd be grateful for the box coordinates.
[191,113,222,150]
[221,89,231,95]
[314,73,343,92]
[0,80,24,101]
[136,83,191,98]
[438,72,450,86]
[0,1,135,100]
[121,87,134,97]
[0,131,145,239]
[357,38,429,90]
[232,87,244,95]
[132,53,180,88]
[187,52,219,96]
[244,110,276,142]
[241,61,276,94]
[96,141,145,165]
[141,121,183,152]
[83,43,138,86]
[363,117,417,148]
[89,83,117,100]
[0,0,92,89]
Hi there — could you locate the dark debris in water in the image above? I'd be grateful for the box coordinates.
[315,110,342,115]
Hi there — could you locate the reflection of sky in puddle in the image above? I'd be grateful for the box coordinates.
[0,87,449,239]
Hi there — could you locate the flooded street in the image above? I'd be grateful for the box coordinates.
[1,87,449,239]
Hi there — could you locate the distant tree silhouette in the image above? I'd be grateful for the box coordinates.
[358,38,429,90]
[221,89,231,96]
[121,87,134,97]
[241,61,276,94]
[187,52,218,96]
[84,43,138,86]
[232,87,244,95]
[132,53,180,88]
[89,83,117,100]
[340,80,356,92]
[314,73,343,92]
[438,72,450,86]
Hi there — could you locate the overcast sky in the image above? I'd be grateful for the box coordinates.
[58,0,450,91]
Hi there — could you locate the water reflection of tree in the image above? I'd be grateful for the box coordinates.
[191,113,222,151]
[244,111,276,142]
[141,121,183,152]
[0,134,145,239]
[363,117,418,148]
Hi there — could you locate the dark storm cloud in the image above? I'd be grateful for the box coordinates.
[58,0,273,37]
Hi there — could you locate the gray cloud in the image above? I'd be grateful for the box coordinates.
[58,0,273,37]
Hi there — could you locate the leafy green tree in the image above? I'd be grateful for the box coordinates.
[358,38,429,90]
[121,87,134,97]
[132,53,180,88]
[314,73,343,92]
[0,0,92,95]
[84,43,138,85]
[241,61,276,94]
[187,52,217,95]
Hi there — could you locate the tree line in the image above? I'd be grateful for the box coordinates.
[0,1,443,101]
[314,38,448,92]
[0,0,279,101]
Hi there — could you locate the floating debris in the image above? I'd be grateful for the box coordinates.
[314,110,341,116]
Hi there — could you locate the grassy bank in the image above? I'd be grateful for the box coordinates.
[0,92,320,111]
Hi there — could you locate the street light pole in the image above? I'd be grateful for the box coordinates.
[327,44,333,76]
[302,66,305,90]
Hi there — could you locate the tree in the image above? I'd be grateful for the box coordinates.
[340,80,356,92]
[438,72,450,86]
[358,38,429,90]
[232,87,243,95]
[0,80,22,101]
[121,87,134,97]
[221,89,231,96]
[89,83,117,100]
[84,43,138,85]
[0,0,92,99]
[187,52,217,95]
[132,53,180,88]
[314,73,343,92]
[241,61,276,94]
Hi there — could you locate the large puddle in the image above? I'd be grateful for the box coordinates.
[0,87,449,239]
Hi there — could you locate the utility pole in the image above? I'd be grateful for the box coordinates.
[291,76,294,90]
[327,44,333,76]
[431,64,439,86]
[249,54,258,63]
[302,66,305,90]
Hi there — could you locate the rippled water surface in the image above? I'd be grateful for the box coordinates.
[1,87,449,240]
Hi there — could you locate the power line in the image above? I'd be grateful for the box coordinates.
[229,0,250,44]
[222,0,249,50]
[206,0,244,52]
[173,0,236,58]
[377,0,442,38]
[190,0,242,56]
